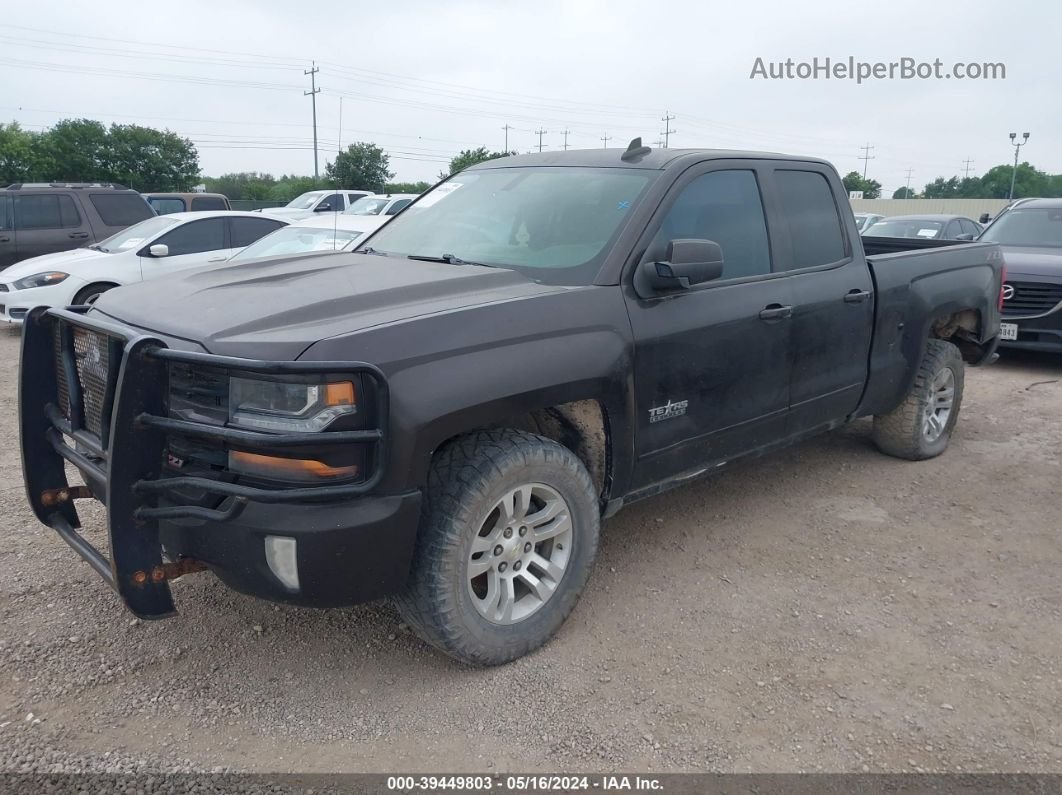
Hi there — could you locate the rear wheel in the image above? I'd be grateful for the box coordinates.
[396,429,600,666]
[872,338,965,460]
[72,283,117,306]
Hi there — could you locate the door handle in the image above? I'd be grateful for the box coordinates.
[0,236,10,243]
[207,256,227,262]
[844,289,871,303]
[759,304,793,321]
[68,232,89,239]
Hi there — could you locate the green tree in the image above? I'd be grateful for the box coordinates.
[204,172,281,201]
[0,122,42,184]
[103,124,199,191]
[384,181,431,194]
[325,142,393,191]
[440,147,514,180]
[957,176,983,198]
[841,171,881,199]
[922,176,961,199]
[269,174,319,202]
[980,162,1049,199]
[38,119,109,183]
[1047,175,1062,198]
[892,187,916,199]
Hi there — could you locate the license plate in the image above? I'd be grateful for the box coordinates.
[1000,322,1018,341]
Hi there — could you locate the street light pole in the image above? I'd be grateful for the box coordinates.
[1008,131,1030,200]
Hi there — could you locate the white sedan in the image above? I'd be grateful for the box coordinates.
[0,211,288,323]
[226,214,389,263]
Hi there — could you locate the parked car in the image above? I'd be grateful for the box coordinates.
[864,214,983,241]
[144,193,231,215]
[344,193,418,217]
[978,198,1062,352]
[0,183,155,270]
[0,211,287,322]
[19,143,1003,666]
[225,214,390,263]
[266,190,375,220]
[853,212,884,233]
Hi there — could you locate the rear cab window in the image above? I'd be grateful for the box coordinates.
[772,170,848,269]
[190,196,228,212]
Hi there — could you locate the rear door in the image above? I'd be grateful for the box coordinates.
[0,196,15,268]
[765,166,874,436]
[139,216,230,277]
[624,162,794,489]
[85,192,155,238]
[14,193,92,260]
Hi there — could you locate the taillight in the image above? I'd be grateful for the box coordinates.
[998,264,1008,311]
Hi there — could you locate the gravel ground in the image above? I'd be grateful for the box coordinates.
[1,324,1060,776]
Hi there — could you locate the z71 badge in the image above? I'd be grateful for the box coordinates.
[649,399,689,424]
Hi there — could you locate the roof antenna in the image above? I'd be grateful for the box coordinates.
[621,137,652,162]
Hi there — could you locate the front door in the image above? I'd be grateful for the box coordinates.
[0,196,15,269]
[624,164,794,490]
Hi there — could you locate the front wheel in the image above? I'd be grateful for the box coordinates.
[396,429,600,666]
[872,338,965,460]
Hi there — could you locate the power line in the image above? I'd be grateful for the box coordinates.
[661,112,676,149]
[535,128,548,153]
[304,62,321,180]
[858,143,875,180]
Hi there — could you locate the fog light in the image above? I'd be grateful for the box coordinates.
[264,535,300,592]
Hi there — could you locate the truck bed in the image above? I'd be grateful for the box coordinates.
[856,241,1003,417]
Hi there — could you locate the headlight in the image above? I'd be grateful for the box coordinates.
[228,376,356,432]
[13,272,69,290]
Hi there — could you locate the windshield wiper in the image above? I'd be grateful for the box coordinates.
[407,253,495,267]
[355,247,389,257]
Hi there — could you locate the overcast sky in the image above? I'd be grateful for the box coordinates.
[3,0,1057,195]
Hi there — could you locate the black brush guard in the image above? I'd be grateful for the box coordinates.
[19,306,389,619]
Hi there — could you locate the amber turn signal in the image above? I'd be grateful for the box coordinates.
[229,450,358,481]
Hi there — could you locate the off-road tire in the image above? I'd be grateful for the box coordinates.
[395,429,600,666]
[872,338,965,461]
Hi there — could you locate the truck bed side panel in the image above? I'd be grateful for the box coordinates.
[856,242,1002,417]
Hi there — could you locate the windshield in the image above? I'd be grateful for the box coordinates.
[864,219,943,239]
[360,167,655,285]
[980,208,1062,247]
[284,191,326,210]
[345,197,390,215]
[229,226,364,261]
[95,216,179,252]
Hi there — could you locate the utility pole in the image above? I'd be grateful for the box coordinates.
[338,96,343,154]
[661,112,676,148]
[535,128,548,153]
[961,158,975,179]
[501,123,512,152]
[601,133,612,149]
[304,62,321,180]
[1008,132,1030,200]
[652,139,665,148]
[858,142,875,181]
[561,129,571,151]
[904,168,914,195]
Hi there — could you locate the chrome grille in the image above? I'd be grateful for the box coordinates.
[1002,281,1062,317]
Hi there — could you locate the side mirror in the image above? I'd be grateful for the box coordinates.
[314,203,332,212]
[148,243,169,258]
[979,213,991,224]
[955,233,975,241]
[642,239,725,291]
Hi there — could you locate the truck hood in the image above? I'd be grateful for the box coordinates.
[1,247,110,282]
[92,252,567,360]
[1000,246,1062,280]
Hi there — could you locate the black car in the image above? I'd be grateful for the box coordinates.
[864,214,983,241]
[979,198,1062,352]
[0,183,155,270]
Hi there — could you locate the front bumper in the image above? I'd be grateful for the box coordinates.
[0,279,84,325]
[1000,306,1062,353]
[20,306,417,618]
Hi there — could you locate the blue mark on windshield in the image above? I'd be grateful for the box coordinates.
[617,200,631,210]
